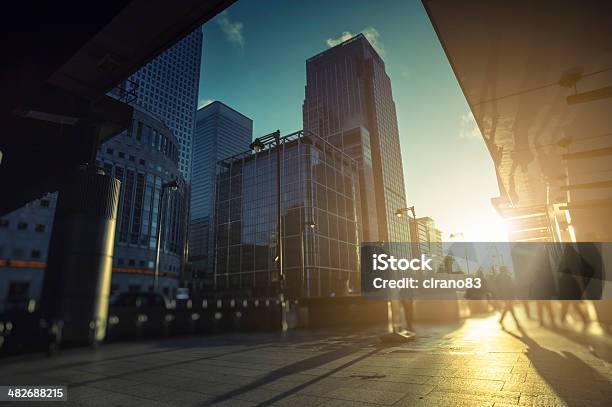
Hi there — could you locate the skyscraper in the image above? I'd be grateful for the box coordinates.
[127,30,203,180]
[303,34,411,255]
[189,102,253,287]
[99,30,203,295]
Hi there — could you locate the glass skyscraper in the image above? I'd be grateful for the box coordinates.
[212,131,361,298]
[127,30,203,179]
[189,102,253,286]
[303,34,411,256]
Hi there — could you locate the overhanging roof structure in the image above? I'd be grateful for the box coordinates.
[0,0,235,215]
[423,0,612,241]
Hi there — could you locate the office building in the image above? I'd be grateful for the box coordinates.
[303,34,412,257]
[99,30,202,294]
[126,30,203,180]
[189,102,253,288]
[212,131,361,298]
[0,31,202,307]
[0,195,56,312]
[97,106,187,296]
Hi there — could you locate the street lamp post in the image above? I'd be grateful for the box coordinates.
[250,130,288,331]
[396,205,420,258]
[378,205,419,342]
[154,179,179,292]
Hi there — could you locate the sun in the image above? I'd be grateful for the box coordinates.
[447,214,509,242]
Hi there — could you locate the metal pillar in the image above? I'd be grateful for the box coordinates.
[40,167,120,346]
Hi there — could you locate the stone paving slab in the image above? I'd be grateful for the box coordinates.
[0,312,610,407]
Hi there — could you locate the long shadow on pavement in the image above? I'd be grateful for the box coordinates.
[547,324,612,363]
[203,341,386,406]
[6,334,280,375]
[504,326,611,406]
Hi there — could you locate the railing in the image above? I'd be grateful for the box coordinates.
[0,297,285,357]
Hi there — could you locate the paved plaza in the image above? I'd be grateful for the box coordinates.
[0,312,610,406]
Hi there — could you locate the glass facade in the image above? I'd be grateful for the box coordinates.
[127,30,202,179]
[98,107,188,296]
[189,102,253,283]
[212,132,361,299]
[101,29,202,295]
[303,34,411,257]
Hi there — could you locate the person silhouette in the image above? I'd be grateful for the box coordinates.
[497,266,520,328]
[557,244,590,326]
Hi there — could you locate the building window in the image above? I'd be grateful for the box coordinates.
[136,122,143,141]
[31,250,41,259]
[117,258,124,266]
[139,159,146,166]
[129,155,136,162]
[17,222,28,230]
[12,248,24,257]
[106,148,114,155]
[128,259,135,266]
[40,199,50,208]
[118,152,125,159]
[35,224,45,233]
[7,281,30,305]
[0,219,8,228]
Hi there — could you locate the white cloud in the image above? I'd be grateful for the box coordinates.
[326,27,385,57]
[459,111,482,140]
[217,11,244,47]
[326,31,353,48]
[198,98,215,109]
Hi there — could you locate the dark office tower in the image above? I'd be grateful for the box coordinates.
[303,34,411,255]
[0,30,203,308]
[97,30,202,295]
[189,102,253,288]
[125,30,203,180]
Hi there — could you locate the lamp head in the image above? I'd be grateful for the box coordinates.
[163,179,179,191]
[250,138,266,153]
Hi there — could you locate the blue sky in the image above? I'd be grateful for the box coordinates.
[197,0,506,241]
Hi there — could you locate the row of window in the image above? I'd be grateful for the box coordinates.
[114,257,178,272]
[0,247,42,259]
[113,284,177,297]
[0,220,46,233]
[104,148,145,165]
